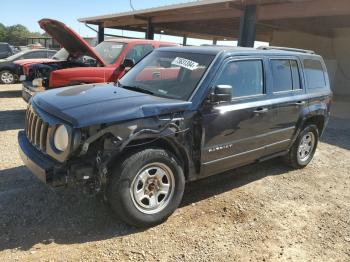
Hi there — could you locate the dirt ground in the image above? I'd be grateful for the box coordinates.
[0,84,349,261]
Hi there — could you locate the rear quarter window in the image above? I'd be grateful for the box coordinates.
[303,59,327,89]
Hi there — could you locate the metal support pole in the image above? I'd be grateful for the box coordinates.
[213,38,218,45]
[238,5,257,47]
[183,35,187,46]
[146,18,154,40]
[98,24,105,43]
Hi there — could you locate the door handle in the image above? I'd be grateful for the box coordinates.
[253,107,269,114]
[295,101,306,106]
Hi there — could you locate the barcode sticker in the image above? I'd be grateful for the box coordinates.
[171,57,199,70]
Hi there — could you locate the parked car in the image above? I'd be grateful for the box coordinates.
[0,42,14,59]
[18,46,332,227]
[15,48,69,75]
[21,18,177,102]
[0,49,57,84]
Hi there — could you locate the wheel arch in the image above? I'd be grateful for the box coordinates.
[302,115,325,136]
[119,137,190,181]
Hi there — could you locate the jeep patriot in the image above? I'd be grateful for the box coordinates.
[18,46,332,227]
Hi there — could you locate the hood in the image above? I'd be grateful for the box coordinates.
[39,19,106,66]
[32,83,192,128]
[14,58,56,66]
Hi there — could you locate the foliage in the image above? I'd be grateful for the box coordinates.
[0,23,42,46]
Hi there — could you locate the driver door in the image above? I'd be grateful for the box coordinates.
[200,58,279,177]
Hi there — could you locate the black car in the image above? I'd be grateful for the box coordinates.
[0,42,14,59]
[0,49,57,84]
[18,46,332,227]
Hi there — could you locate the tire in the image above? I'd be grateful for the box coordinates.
[107,149,185,227]
[284,124,319,169]
[0,70,17,84]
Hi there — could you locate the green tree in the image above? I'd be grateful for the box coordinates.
[0,23,6,42]
[4,24,32,46]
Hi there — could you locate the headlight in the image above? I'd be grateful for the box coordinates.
[32,78,43,87]
[54,125,69,152]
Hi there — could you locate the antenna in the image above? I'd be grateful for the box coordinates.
[129,0,135,11]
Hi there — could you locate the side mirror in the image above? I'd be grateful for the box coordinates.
[210,85,232,103]
[121,58,135,69]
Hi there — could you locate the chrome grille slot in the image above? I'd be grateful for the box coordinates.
[31,114,37,142]
[34,118,42,146]
[25,105,49,152]
[39,122,48,151]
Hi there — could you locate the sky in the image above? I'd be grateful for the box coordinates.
[0,0,268,46]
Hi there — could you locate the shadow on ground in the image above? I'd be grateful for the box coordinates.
[0,110,25,131]
[0,89,22,99]
[321,116,350,151]
[0,161,290,251]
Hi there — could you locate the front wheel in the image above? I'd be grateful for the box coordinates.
[284,125,319,169]
[0,70,17,84]
[107,149,185,227]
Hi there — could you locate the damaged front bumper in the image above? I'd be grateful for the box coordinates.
[18,131,57,183]
[18,131,96,188]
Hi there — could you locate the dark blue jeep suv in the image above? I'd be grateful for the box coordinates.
[18,46,332,227]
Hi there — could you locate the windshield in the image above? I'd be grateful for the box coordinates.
[94,41,125,65]
[119,51,215,100]
[52,48,69,60]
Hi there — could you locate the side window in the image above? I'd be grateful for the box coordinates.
[303,59,326,89]
[47,51,56,58]
[271,60,293,92]
[23,51,47,59]
[125,44,154,64]
[216,60,264,98]
[271,59,301,92]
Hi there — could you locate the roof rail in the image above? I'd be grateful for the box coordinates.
[257,46,315,54]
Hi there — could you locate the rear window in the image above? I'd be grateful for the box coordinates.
[303,59,326,89]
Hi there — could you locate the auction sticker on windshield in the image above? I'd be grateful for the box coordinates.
[171,57,199,70]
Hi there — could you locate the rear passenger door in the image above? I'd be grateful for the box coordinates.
[266,57,307,155]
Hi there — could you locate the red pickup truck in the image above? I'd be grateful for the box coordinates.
[20,19,177,102]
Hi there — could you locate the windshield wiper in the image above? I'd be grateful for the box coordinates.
[118,83,154,95]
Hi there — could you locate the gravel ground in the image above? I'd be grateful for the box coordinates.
[0,84,349,261]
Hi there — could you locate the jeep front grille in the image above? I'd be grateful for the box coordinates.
[25,106,49,152]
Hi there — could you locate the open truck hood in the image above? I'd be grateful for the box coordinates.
[39,19,106,66]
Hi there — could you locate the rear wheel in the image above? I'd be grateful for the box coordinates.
[0,70,17,84]
[107,149,185,227]
[284,125,319,168]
